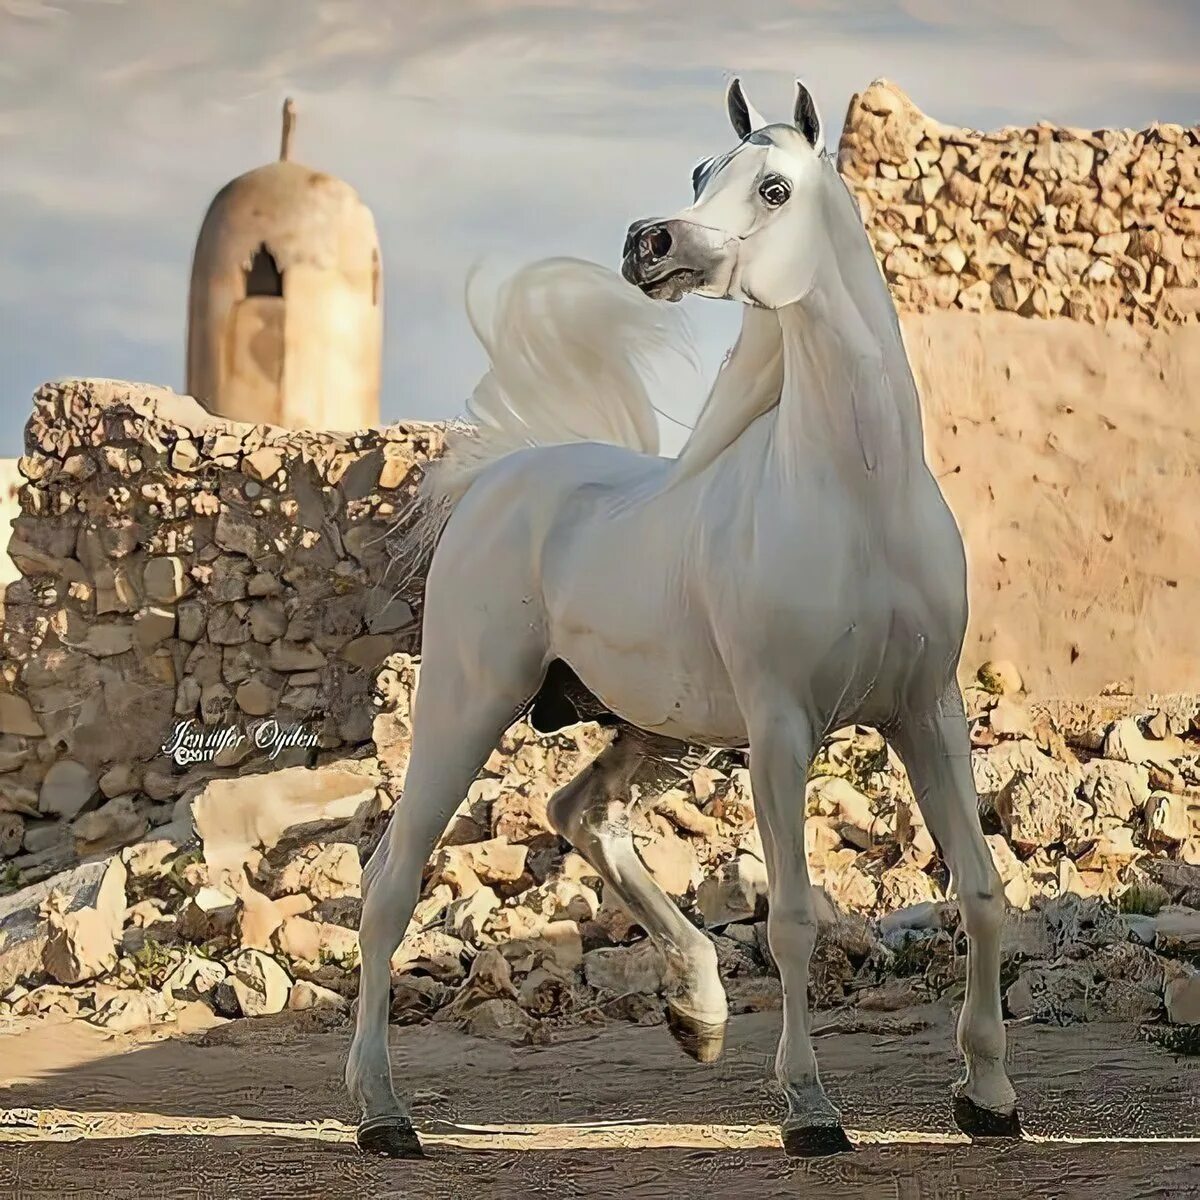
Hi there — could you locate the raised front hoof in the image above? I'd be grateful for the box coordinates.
[666,1004,726,1064]
[356,1116,425,1159]
[952,1093,1023,1140]
[781,1123,854,1158]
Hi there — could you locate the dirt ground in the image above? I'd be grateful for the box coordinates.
[0,1004,1197,1199]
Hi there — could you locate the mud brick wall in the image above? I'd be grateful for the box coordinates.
[839,80,1200,324]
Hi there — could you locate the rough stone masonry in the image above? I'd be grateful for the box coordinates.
[841,80,1200,324]
[0,380,441,885]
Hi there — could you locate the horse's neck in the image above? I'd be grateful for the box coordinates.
[769,266,923,492]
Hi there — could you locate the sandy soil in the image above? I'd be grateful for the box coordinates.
[907,311,1200,696]
[1,1004,1197,1199]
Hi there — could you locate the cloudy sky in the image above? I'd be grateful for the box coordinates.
[1,0,1198,454]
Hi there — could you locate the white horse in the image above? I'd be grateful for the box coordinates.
[347,78,1019,1158]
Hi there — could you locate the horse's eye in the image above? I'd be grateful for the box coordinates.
[758,175,791,207]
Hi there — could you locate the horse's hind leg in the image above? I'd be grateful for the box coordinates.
[347,638,543,1158]
[547,731,728,1061]
[890,682,1019,1137]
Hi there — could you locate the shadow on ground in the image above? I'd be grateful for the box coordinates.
[1,1007,1197,1198]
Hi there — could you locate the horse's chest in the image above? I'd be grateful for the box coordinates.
[728,513,953,713]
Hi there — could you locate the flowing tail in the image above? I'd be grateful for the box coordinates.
[392,257,689,586]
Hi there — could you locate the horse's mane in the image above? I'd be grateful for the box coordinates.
[428,258,687,503]
[386,257,690,592]
[663,151,922,490]
[817,158,924,462]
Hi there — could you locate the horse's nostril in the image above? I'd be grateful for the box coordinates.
[638,225,673,263]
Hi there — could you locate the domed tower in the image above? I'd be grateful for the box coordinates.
[186,99,382,430]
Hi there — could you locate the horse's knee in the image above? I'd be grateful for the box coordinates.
[957,872,1005,941]
[766,904,819,966]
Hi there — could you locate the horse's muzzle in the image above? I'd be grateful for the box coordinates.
[621,218,704,301]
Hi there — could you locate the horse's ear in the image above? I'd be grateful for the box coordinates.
[726,77,767,140]
[793,80,824,152]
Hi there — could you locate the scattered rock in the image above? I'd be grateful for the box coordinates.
[1080,759,1150,824]
[1145,792,1192,847]
[177,885,239,944]
[391,930,468,983]
[986,834,1031,908]
[461,996,535,1042]
[1154,907,1200,955]
[226,949,292,1016]
[820,854,880,912]
[445,887,501,944]
[192,767,378,887]
[89,988,171,1032]
[1165,974,1200,1025]
[270,842,362,902]
[990,698,1035,740]
[583,939,666,996]
[161,953,227,1003]
[638,820,700,896]
[435,838,528,888]
[518,965,578,1016]
[977,661,1023,696]
[810,777,890,850]
[40,857,127,985]
[879,865,941,909]
[1104,719,1184,770]
[288,979,348,1012]
[490,789,553,844]
[272,916,358,968]
[695,854,768,927]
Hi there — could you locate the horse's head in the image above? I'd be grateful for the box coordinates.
[622,78,827,309]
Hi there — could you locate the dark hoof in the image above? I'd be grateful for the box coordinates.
[953,1093,1023,1140]
[782,1123,854,1158]
[356,1115,425,1158]
[666,1005,726,1064]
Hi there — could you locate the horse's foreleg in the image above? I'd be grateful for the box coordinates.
[891,682,1020,1137]
[548,732,727,1060]
[347,650,542,1157]
[743,695,850,1157]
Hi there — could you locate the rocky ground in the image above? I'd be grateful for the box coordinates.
[1,657,1197,1058]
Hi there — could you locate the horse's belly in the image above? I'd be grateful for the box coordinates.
[568,641,747,744]
[549,576,744,744]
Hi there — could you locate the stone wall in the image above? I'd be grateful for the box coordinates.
[840,80,1200,324]
[0,380,441,885]
[0,459,20,586]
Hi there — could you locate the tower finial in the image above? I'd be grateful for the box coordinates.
[280,97,296,161]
